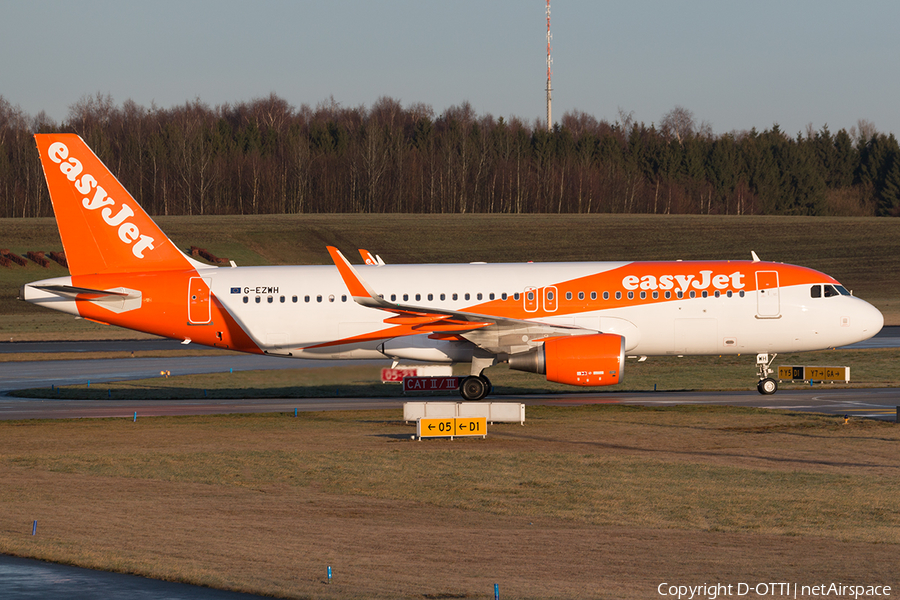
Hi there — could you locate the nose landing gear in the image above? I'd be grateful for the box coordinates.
[756,353,778,395]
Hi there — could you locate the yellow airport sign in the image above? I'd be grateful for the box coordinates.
[417,417,487,440]
[454,417,487,437]
[778,365,850,382]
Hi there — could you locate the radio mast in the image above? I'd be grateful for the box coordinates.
[546,0,552,132]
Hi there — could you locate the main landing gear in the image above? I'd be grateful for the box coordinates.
[459,374,492,401]
[756,353,778,395]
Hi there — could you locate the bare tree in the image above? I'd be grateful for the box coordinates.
[854,119,878,145]
[660,105,695,143]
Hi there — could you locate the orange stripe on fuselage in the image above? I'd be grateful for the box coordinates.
[302,261,837,350]
[447,261,836,321]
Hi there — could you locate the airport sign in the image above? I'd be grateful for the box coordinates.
[416,417,487,440]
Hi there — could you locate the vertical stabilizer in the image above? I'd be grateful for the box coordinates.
[34,134,201,275]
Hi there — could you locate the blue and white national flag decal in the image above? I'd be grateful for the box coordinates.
[230,287,241,294]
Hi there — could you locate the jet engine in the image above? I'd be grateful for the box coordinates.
[508,333,624,386]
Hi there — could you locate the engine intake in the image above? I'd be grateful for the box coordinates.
[508,333,625,387]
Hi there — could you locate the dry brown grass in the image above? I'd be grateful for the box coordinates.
[1,406,898,599]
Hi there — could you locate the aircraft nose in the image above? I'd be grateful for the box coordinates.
[856,300,884,338]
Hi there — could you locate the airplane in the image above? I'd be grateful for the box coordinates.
[21,134,884,400]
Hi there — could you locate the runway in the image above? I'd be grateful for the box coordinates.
[0,353,387,391]
[1,328,897,421]
[1,388,897,421]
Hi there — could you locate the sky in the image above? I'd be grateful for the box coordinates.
[2,0,899,137]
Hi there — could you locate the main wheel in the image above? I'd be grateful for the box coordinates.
[459,375,489,401]
[479,374,492,396]
[757,378,778,395]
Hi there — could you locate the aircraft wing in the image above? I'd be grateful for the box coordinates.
[327,247,591,355]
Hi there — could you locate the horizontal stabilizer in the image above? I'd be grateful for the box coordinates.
[31,284,134,299]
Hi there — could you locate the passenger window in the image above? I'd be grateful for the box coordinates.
[527,291,534,301]
[590,292,597,300]
[391,294,396,301]
[453,293,458,301]
[652,291,658,299]
[615,292,622,300]
[566,292,573,300]
[243,296,248,304]
[441,293,446,301]
[304,295,310,303]
[280,296,285,303]
[489,293,495,300]
[317,295,322,303]
[604,292,610,300]
[403,294,409,301]
[342,295,347,302]
[415,294,421,301]
[428,293,433,301]
[726,290,733,298]
[665,291,672,299]
[329,295,335,302]
[476,293,482,300]
[465,293,471,301]
[810,285,822,298]
[501,293,507,300]
[255,296,261,304]
[640,291,646,299]
[292,296,298,303]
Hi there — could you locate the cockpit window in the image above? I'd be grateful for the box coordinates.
[835,285,850,296]
[810,285,821,298]
[824,284,840,297]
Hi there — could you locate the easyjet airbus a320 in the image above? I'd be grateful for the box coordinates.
[21,134,883,399]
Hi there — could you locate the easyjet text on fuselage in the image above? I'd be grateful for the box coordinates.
[621,270,745,293]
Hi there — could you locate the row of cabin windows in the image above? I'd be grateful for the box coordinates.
[533,289,746,301]
[241,288,749,305]
[242,294,349,304]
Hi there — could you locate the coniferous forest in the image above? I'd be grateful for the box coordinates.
[2,93,899,218]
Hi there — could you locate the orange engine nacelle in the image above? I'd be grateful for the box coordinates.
[508,333,625,387]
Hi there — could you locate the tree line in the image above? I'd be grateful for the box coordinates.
[1,93,899,218]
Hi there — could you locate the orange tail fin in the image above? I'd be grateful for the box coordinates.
[34,134,201,276]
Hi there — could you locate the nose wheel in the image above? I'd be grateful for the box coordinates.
[757,377,778,395]
[459,375,492,401]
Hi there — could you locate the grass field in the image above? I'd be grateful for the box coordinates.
[2,214,899,339]
[1,406,897,599]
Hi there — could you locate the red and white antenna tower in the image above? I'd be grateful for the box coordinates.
[546,0,553,132]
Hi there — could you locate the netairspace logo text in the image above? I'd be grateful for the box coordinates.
[658,582,891,599]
